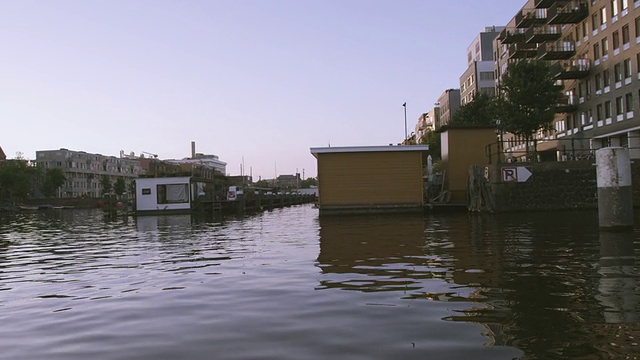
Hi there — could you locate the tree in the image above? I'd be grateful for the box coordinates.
[100,175,112,196]
[41,168,66,198]
[420,129,441,160]
[299,177,318,188]
[0,160,34,202]
[495,60,563,155]
[450,91,498,126]
[114,177,126,197]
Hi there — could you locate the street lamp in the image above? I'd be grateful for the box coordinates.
[403,102,407,142]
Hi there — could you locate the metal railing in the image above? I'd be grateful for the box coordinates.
[484,137,640,164]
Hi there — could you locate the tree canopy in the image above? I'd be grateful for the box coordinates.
[0,160,34,202]
[114,177,126,196]
[41,168,66,198]
[101,175,112,196]
[495,60,563,138]
[450,91,497,126]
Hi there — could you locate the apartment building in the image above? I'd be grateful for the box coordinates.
[460,26,504,105]
[435,89,461,130]
[415,110,435,142]
[35,148,144,198]
[495,0,640,160]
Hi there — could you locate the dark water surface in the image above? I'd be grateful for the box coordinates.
[1,205,639,359]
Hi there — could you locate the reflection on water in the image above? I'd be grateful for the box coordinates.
[317,211,640,359]
[1,206,639,359]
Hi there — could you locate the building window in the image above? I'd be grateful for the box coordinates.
[604,69,611,87]
[624,58,633,78]
[593,13,599,31]
[157,184,189,204]
[605,100,612,118]
[616,96,624,115]
[622,0,629,11]
[626,92,633,110]
[479,71,494,81]
[613,30,620,50]
[601,6,608,25]
[612,0,619,18]
[597,103,604,119]
[594,42,601,61]
[596,73,603,91]
[602,37,610,57]
[142,188,151,195]
[588,108,594,123]
[615,62,623,81]
[623,24,630,45]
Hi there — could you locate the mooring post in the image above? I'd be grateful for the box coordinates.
[596,147,634,230]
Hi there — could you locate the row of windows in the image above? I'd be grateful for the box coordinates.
[557,90,637,133]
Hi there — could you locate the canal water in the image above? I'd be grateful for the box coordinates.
[1,205,639,360]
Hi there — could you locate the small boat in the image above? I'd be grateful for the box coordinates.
[19,205,39,211]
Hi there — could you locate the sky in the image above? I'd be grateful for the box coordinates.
[1,0,523,180]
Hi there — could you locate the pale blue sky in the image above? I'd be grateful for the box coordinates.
[1,0,522,179]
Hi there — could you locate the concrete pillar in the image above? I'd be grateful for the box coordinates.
[596,147,634,229]
[628,130,640,159]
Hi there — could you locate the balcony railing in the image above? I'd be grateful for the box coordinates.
[537,40,576,60]
[509,42,538,59]
[498,27,526,44]
[516,8,548,28]
[534,0,557,8]
[550,59,591,79]
[525,24,562,43]
[555,94,577,113]
[548,0,589,24]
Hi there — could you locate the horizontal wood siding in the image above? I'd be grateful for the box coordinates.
[318,152,423,207]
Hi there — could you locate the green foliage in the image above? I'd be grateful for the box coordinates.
[100,175,112,196]
[450,92,497,126]
[299,177,318,188]
[254,179,272,188]
[495,60,563,138]
[41,168,67,198]
[114,177,126,196]
[0,160,35,201]
[420,130,441,160]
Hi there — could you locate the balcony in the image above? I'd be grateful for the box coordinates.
[550,59,591,79]
[534,0,557,8]
[556,94,577,113]
[509,42,538,59]
[516,8,548,28]
[525,24,562,43]
[537,41,576,60]
[548,0,589,24]
[498,27,526,44]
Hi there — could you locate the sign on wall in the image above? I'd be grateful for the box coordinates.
[501,166,532,183]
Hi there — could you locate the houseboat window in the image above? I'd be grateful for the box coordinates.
[142,188,151,195]
[157,184,189,204]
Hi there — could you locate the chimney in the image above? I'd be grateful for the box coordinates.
[191,141,196,159]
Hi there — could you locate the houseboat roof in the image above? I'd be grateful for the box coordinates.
[310,145,429,158]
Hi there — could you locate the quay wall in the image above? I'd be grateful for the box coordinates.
[488,161,640,212]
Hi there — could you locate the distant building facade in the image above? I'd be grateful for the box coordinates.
[460,26,504,105]
[415,112,434,142]
[166,154,227,175]
[34,148,144,198]
[277,174,301,189]
[435,89,461,130]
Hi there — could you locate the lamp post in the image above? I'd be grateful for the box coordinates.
[403,102,407,142]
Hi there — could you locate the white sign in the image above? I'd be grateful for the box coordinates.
[227,186,237,201]
[501,166,532,183]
